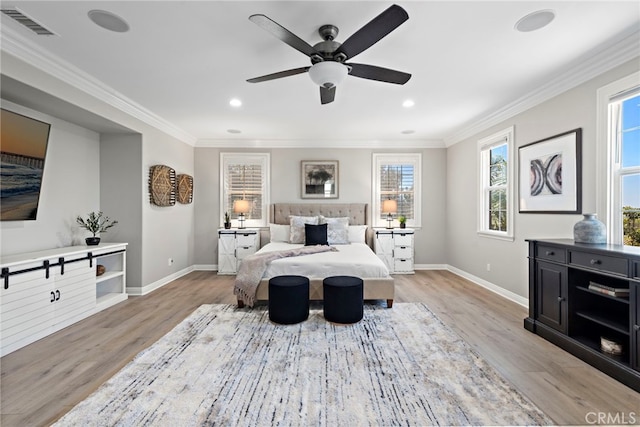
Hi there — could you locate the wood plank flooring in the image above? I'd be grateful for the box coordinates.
[1,270,638,426]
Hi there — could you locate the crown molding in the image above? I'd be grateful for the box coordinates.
[444,29,640,147]
[195,138,445,149]
[1,26,198,146]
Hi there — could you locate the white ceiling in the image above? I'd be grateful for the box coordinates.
[1,1,639,147]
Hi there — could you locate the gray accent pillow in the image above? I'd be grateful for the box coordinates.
[289,215,319,244]
[320,216,350,245]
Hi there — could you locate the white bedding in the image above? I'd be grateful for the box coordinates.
[257,242,390,280]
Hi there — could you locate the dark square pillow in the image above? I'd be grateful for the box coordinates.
[305,223,328,246]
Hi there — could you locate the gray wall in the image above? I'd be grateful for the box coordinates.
[193,146,448,268]
[0,100,101,254]
[100,134,143,287]
[446,58,640,300]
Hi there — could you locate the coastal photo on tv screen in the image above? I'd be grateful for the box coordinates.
[1,108,51,221]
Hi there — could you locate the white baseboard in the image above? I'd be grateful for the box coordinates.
[126,266,195,296]
[193,264,216,271]
[414,264,448,270]
[445,265,529,308]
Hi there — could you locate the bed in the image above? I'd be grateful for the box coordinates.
[235,203,395,308]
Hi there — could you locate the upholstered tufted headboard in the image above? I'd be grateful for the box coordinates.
[271,203,367,225]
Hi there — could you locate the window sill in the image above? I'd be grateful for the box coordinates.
[477,231,515,242]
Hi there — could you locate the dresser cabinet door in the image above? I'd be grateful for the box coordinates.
[632,282,640,372]
[218,233,237,274]
[0,266,55,356]
[52,259,96,330]
[536,261,568,333]
[375,233,394,273]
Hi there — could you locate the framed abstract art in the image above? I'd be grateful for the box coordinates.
[518,128,582,213]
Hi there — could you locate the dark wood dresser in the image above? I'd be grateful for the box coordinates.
[525,239,640,392]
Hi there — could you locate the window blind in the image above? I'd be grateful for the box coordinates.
[226,164,263,220]
[380,164,414,219]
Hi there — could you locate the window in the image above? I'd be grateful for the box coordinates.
[478,127,514,240]
[609,88,640,246]
[372,153,421,228]
[220,153,270,228]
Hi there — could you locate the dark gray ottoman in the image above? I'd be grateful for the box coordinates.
[323,275,364,324]
[268,275,310,324]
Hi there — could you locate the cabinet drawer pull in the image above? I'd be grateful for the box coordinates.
[557,297,565,302]
[635,325,640,331]
[589,259,601,265]
[545,251,554,256]
[50,291,55,303]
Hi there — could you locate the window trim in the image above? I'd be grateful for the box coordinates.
[372,153,422,229]
[596,71,640,244]
[219,152,270,228]
[477,126,515,241]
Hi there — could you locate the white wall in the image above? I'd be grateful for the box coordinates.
[193,146,448,268]
[0,100,100,255]
[446,58,640,300]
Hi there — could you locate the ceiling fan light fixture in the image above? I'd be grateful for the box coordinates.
[308,61,348,89]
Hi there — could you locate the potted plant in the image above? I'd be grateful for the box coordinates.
[76,211,118,245]
[398,215,407,229]
[224,212,231,229]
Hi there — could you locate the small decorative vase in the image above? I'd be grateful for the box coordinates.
[573,214,606,244]
[224,222,231,229]
[399,223,406,229]
[85,237,101,246]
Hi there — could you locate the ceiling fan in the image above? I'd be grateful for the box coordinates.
[246,4,412,105]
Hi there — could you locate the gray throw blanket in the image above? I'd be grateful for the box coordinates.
[234,245,338,307]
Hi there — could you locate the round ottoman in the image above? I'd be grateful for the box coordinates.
[323,276,364,324]
[268,275,310,324]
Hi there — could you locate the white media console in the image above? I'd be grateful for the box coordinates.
[0,242,127,356]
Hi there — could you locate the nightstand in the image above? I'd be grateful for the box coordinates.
[374,228,415,274]
[217,229,259,274]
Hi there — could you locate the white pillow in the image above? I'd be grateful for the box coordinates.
[289,215,319,244]
[348,225,367,244]
[269,223,290,243]
[319,216,349,245]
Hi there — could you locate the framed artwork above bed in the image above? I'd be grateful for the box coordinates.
[301,160,338,199]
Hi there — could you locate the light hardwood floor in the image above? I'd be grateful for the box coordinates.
[1,270,638,426]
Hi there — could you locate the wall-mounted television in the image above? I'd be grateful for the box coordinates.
[1,107,51,221]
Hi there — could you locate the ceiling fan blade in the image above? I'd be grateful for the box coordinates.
[320,86,336,104]
[249,14,320,58]
[347,63,411,85]
[247,67,311,83]
[335,4,408,60]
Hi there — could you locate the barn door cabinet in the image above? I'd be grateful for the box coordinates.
[374,229,415,274]
[0,243,127,357]
[525,239,640,392]
[217,229,259,274]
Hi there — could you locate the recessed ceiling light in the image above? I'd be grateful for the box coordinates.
[88,10,129,33]
[515,9,555,32]
[227,129,242,134]
[229,98,242,107]
[401,130,415,135]
[402,99,415,108]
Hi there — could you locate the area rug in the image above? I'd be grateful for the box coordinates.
[55,303,551,426]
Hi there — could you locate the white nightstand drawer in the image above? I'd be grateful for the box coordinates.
[394,258,414,273]
[394,233,413,246]
[395,246,412,259]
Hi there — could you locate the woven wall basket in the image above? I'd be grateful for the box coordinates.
[177,174,193,204]
[149,165,176,206]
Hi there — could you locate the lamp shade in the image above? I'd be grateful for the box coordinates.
[382,199,397,214]
[308,61,348,89]
[233,199,250,214]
